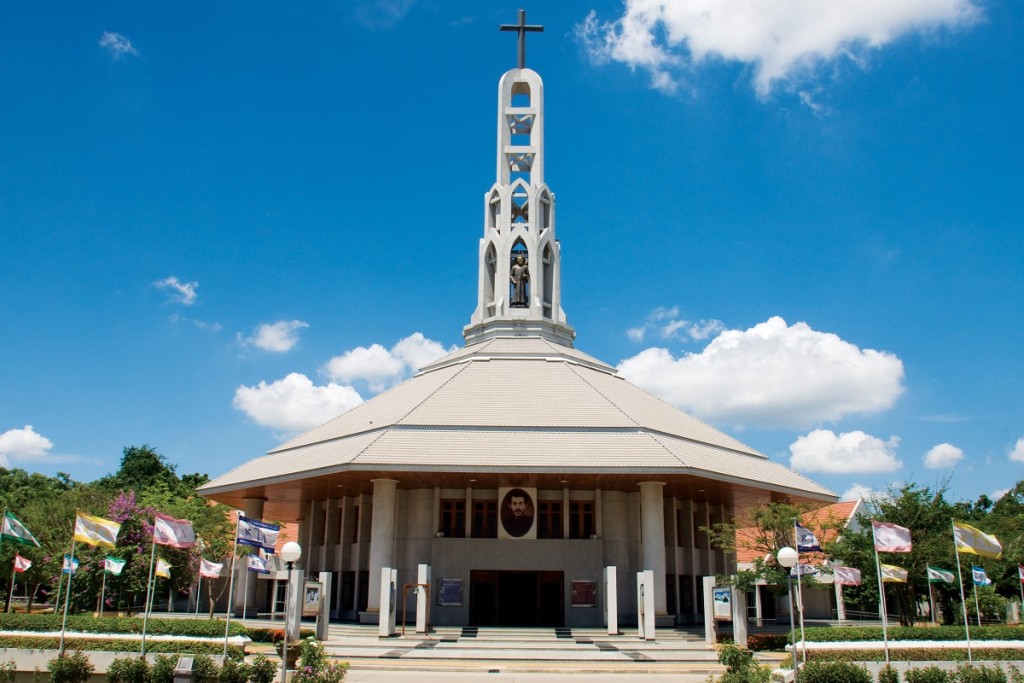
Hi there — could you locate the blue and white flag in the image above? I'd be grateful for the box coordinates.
[795,523,821,552]
[972,565,992,586]
[247,554,270,574]
[790,563,818,577]
[62,555,80,575]
[236,516,280,554]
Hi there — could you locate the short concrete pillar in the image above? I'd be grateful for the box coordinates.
[317,573,332,641]
[731,586,748,648]
[416,564,430,633]
[285,566,302,642]
[605,566,618,636]
[378,567,397,637]
[637,570,655,641]
[703,576,717,644]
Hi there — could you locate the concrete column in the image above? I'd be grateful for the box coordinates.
[595,489,603,538]
[638,481,667,614]
[366,479,398,613]
[465,486,473,538]
[562,488,570,539]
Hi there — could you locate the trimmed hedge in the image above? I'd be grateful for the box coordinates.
[245,627,315,644]
[799,626,1024,643]
[803,649,1024,663]
[0,614,247,638]
[748,633,791,651]
[0,635,244,655]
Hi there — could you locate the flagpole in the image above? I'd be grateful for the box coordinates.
[952,520,973,664]
[140,531,158,656]
[243,563,250,622]
[871,525,891,665]
[58,538,77,656]
[99,568,108,618]
[929,578,936,625]
[6,556,16,614]
[972,569,982,627]
[223,514,242,658]
[793,522,808,664]
[1018,566,1023,624]
[196,575,203,616]
[53,569,63,617]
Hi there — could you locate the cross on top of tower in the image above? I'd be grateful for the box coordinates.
[500,9,543,70]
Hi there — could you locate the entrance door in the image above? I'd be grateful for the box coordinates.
[470,570,564,626]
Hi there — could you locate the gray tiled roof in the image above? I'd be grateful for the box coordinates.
[202,337,835,499]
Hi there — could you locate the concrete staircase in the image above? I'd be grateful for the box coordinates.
[316,624,738,674]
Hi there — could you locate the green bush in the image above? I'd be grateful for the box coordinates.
[219,656,249,683]
[800,661,872,683]
[716,643,771,683]
[1007,664,1024,683]
[150,653,179,683]
[107,655,151,683]
[747,633,790,651]
[0,613,247,638]
[291,637,347,683]
[0,659,14,683]
[191,654,219,683]
[799,626,1024,644]
[904,666,952,683]
[249,654,278,683]
[46,651,94,683]
[954,663,1007,683]
[804,649,1024,663]
[0,635,242,656]
[878,663,900,683]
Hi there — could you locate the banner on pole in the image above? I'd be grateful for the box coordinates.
[104,557,126,576]
[789,563,818,577]
[2,512,41,547]
[927,566,954,584]
[954,522,1003,559]
[200,558,223,579]
[1018,565,1024,584]
[73,512,121,549]
[14,553,32,573]
[236,516,280,554]
[247,554,270,574]
[972,566,992,586]
[153,513,196,548]
[795,523,821,552]
[62,555,79,574]
[834,566,861,586]
[880,564,908,583]
[872,521,912,553]
[155,559,171,579]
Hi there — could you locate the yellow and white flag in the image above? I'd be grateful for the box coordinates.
[73,512,121,549]
[953,521,1002,559]
[880,564,908,583]
[155,558,171,579]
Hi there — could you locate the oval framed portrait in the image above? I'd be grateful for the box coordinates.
[499,487,535,538]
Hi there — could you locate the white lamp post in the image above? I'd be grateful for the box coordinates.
[776,547,799,683]
[279,542,302,683]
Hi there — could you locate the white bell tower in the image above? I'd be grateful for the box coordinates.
[464,10,574,347]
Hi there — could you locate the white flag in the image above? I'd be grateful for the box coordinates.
[155,558,171,579]
[972,566,992,586]
[104,556,126,576]
[834,566,862,586]
[200,558,223,579]
[237,516,280,553]
[927,566,954,584]
[872,521,912,553]
[247,554,270,574]
[153,513,196,548]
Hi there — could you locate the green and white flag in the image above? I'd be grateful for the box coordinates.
[104,556,126,576]
[2,512,41,547]
[927,565,954,583]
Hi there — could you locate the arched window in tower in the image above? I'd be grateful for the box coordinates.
[487,190,501,232]
[509,241,530,308]
[510,179,529,224]
[484,243,497,315]
[510,81,531,108]
[539,189,552,232]
[542,243,554,319]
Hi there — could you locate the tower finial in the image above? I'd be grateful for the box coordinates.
[499,9,543,69]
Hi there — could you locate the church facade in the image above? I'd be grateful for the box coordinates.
[199,15,835,628]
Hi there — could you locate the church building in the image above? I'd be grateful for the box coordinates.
[198,12,836,628]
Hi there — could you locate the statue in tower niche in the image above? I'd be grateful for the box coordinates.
[510,255,530,307]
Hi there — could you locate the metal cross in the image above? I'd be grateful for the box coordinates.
[500,9,543,69]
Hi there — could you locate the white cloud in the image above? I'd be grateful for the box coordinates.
[98,31,139,59]
[789,429,902,474]
[154,276,198,306]
[354,0,416,29]
[841,483,877,502]
[575,0,980,96]
[233,373,364,433]
[923,442,964,469]
[0,425,55,467]
[627,306,724,344]
[991,488,1011,501]
[242,320,309,353]
[1009,438,1024,463]
[324,333,451,393]
[617,316,905,429]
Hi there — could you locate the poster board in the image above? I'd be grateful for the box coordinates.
[713,587,733,620]
[302,581,323,617]
[438,578,463,606]
[571,580,597,607]
[497,487,537,539]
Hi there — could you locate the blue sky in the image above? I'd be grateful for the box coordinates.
[1,1,1021,506]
